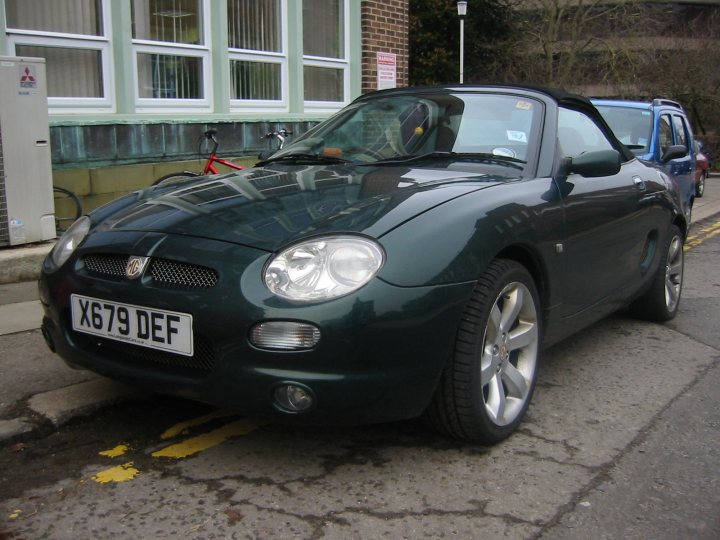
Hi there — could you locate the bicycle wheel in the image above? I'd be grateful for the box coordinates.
[53,186,83,235]
[153,171,200,186]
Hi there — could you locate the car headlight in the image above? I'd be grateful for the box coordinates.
[50,216,91,269]
[265,236,384,301]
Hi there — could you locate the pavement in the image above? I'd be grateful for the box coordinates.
[0,241,54,285]
[1,173,720,444]
[0,249,142,443]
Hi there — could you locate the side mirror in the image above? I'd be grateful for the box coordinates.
[661,144,687,163]
[566,149,621,178]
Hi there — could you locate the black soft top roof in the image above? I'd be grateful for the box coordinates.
[353,84,633,161]
[354,84,592,108]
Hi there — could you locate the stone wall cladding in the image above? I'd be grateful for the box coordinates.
[49,121,319,169]
[361,0,409,93]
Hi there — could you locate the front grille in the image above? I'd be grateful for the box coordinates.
[82,254,219,289]
[72,330,215,375]
[84,254,128,277]
[150,258,219,288]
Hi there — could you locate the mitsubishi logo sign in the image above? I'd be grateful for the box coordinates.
[126,256,150,279]
[19,65,37,89]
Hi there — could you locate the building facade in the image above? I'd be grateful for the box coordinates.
[0,0,408,210]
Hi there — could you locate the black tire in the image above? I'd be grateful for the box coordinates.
[425,259,541,444]
[53,186,83,235]
[153,171,200,186]
[695,171,706,198]
[629,225,684,322]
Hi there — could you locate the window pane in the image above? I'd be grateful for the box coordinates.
[659,115,673,155]
[15,45,103,98]
[132,0,203,45]
[230,60,281,100]
[558,108,613,158]
[304,66,343,102]
[595,106,652,155]
[672,116,688,148]
[6,0,102,36]
[137,53,203,99]
[303,0,343,58]
[228,0,281,52]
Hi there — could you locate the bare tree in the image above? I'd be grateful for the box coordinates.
[503,0,649,90]
[409,0,720,149]
[640,8,720,137]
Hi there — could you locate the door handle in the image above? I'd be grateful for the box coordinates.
[633,176,646,191]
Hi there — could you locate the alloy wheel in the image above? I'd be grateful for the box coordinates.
[665,234,683,312]
[480,281,539,426]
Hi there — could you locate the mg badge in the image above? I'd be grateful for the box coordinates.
[126,256,150,279]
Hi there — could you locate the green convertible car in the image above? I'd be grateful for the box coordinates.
[39,86,686,444]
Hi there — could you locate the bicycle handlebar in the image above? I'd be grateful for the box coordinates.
[261,129,293,151]
[202,129,219,154]
[264,129,293,139]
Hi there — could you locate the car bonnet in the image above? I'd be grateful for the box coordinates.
[90,165,505,251]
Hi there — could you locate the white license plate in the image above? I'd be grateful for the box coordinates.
[71,294,193,356]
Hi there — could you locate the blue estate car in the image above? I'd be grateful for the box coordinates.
[593,98,697,222]
[40,86,687,444]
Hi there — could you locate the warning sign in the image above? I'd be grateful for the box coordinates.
[377,52,397,90]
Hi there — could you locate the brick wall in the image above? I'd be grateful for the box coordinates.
[361,0,409,93]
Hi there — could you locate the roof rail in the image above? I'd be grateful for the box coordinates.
[652,98,683,109]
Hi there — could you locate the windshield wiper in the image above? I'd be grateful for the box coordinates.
[362,151,526,169]
[257,153,350,166]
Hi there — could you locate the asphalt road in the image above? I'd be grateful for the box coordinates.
[1,180,719,539]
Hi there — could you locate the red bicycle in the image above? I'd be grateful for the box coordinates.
[153,129,245,186]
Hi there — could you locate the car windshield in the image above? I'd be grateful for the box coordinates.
[267,93,543,170]
[595,105,653,156]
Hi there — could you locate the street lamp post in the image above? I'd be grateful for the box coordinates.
[457,1,467,84]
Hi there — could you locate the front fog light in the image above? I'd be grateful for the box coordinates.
[274,384,314,412]
[249,321,321,351]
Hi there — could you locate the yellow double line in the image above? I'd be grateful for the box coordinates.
[92,411,266,484]
[686,218,720,251]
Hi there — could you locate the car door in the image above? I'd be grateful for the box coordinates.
[668,114,695,217]
[556,107,655,325]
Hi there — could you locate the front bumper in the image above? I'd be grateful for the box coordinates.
[40,231,475,425]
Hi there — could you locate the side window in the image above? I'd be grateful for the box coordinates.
[557,108,613,158]
[672,115,689,155]
[659,114,673,156]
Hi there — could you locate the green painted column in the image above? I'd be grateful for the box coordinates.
[109,0,135,114]
[348,0,361,100]
[287,0,305,114]
[0,0,9,55]
[210,0,230,114]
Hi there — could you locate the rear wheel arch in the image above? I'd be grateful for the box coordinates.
[629,223,684,321]
[673,215,688,241]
